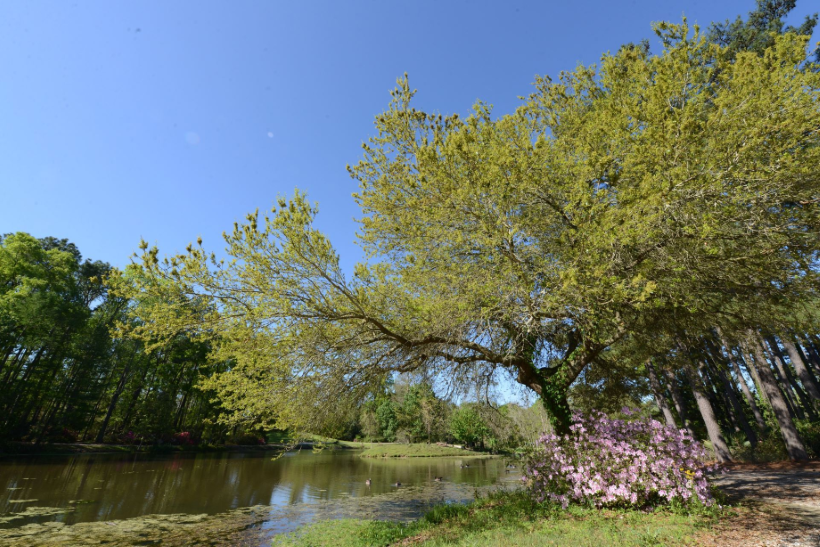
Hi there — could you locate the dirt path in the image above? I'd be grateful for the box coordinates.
[707,462,820,546]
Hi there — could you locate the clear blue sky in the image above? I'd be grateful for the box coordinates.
[1,1,817,270]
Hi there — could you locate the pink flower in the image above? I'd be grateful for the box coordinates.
[522,411,718,510]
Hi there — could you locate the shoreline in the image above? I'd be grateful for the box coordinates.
[0,440,499,459]
[0,441,324,458]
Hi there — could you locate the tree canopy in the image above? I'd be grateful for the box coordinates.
[127,21,820,434]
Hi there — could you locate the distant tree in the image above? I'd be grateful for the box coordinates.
[448,405,490,448]
[707,0,818,60]
[398,382,447,442]
[375,399,398,442]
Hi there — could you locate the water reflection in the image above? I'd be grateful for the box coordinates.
[0,450,514,528]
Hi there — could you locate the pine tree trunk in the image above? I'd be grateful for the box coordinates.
[646,360,676,427]
[761,339,803,420]
[728,353,767,433]
[739,344,770,408]
[710,358,758,448]
[702,364,733,430]
[749,333,808,461]
[682,357,732,463]
[770,356,803,419]
[765,336,815,419]
[793,339,820,384]
[663,368,695,436]
[801,336,820,379]
[782,339,820,404]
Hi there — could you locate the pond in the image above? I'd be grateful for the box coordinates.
[0,449,520,546]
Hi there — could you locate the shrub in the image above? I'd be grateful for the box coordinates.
[47,428,78,443]
[522,410,719,509]
[233,432,266,445]
[731,431,787,462]
[795,419,820,458]
[171,431,196,446]
[119,430,138,445]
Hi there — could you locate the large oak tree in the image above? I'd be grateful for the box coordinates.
[128,23,820,434]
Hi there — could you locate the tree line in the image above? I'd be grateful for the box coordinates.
[0,232,234,445]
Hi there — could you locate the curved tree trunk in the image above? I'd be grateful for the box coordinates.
[519,338,602,436]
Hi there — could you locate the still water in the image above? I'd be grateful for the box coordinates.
[0,449,519,546]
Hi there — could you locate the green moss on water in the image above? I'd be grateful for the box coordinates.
[0,506,72,525]
[0,506,276,546]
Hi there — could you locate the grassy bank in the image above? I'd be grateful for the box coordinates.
[358,443,488,458]
[0,431,364,457]
[268,432,491,458]
[272,490,718,546]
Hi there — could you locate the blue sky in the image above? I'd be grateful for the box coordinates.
[1,1,817,270]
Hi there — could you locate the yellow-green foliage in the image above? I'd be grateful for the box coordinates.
[122,22,820,434]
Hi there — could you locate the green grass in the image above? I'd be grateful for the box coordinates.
[272,491,717,547]
[266,431,369,448]
[359,443,487,458]
[266,432,484,457]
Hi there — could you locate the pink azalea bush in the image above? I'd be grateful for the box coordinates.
[522,410,720,509]
[171,431,195,446]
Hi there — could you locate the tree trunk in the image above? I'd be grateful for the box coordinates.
[701,364,732,430]
[95,363,132,443]
[539,375,572,436]
[749,333,808,461]
[646,360,676,427]
[2,346,32,386]
[174,390,189,430]
[739,343,770,408]
[793,339,820,383]
[801,336,820,379]
[766,336,816,419]
[782,339,820,404]
[761,339,803,420]
[663,368,695,436]
[682,358,732,462]
[709,357,757,448]
[520,347,595,436]
[727,352,767,433]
